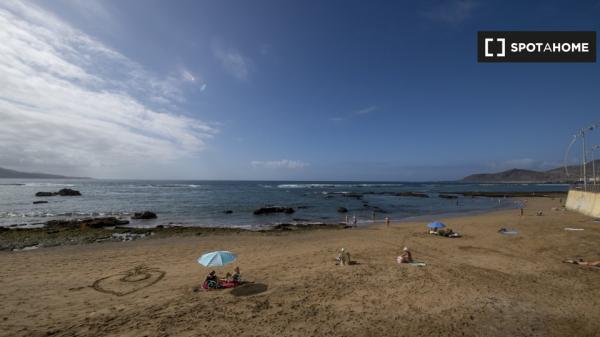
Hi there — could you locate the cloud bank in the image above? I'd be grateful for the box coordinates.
[0,1,216,175]
[251,160,310,169]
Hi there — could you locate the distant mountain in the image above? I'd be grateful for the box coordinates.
[0,167,90,179]
[462,161,599,183]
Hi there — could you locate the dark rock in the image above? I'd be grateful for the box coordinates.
[272,223,293,231]
[438,194,459,199]
[223,210,233,214]
[35,189,81,197]
[337,207,348,213]
[340,193,363,199]
[33,201,48,204]
[253,206,295,215]
[46,217,129,229]
[297,206,309,209]
[132,211,157,219]
[394,192,429,198]
[363,204,388,213]
[57,188,81,196]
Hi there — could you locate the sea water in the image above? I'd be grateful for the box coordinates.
[0,180,568,229]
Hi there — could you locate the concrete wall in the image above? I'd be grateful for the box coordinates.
[565,189,600,218]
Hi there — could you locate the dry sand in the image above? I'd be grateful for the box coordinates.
[1,197,600,337]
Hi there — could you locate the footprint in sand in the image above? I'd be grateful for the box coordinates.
[91,265,166,296]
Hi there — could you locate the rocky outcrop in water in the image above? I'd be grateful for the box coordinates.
[33,201,48,204]
[337,207,348,213]
[132,211,157,219]
[394,192,429,198]
[438,194,459,199]
[46,217,129,229]
[253,206,295,215]
[35,188,82,197]
[267,222,350,231]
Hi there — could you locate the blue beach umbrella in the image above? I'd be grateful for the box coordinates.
[197,251,237,267]
[427,221,446,229]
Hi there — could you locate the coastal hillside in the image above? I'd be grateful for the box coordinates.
[0,167,90,179]
[461,161,600,183]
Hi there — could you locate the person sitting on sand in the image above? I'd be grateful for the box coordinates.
[205,270,220,289]
[231,266,242,283]
[336,248,351,266]
[563,258,600,267]
[398,247,413,263]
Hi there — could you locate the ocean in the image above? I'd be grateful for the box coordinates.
[0,180,569,229]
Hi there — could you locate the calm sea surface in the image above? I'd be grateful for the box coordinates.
[0,180,568,229]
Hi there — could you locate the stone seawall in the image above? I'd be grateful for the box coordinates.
[565,189,600,217]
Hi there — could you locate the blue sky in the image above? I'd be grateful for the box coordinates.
[1,0,599,180]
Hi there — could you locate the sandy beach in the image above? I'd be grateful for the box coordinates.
[1,197,599,337]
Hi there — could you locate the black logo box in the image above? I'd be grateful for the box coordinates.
[478,31,596,62]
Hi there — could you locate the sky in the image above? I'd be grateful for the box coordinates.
[0,0,599,181]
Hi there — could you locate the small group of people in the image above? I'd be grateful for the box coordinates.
[334,246,414,265]
[429,227,461,238]
[203,266,243,289]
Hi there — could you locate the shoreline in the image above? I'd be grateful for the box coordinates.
[0,196,536,252]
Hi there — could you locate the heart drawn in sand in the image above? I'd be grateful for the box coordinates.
[92,265,166,296]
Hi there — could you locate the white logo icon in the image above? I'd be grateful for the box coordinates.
[484,38,506,57]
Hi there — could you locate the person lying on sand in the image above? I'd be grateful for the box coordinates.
[397,247,413,263]
[563,259,600,267]
[433,228,462,238]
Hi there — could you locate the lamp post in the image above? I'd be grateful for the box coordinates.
[564,123,599,190]
[590,145,600,186]
[576,123,599,191]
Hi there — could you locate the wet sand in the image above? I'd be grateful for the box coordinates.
[1,197,600,337]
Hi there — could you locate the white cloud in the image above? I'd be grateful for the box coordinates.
[422,0,478,24]
[0,1,216,174]
[212,43,250,80]
[251,160,310,169]
[181,69,196,82]
[354,105,378,115]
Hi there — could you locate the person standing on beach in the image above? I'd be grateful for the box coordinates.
[352,215,357,226]
[520,207,524,216]
[385,217,390,228]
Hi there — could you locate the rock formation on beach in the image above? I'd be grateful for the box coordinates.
[46,217,129,229]
[132,211,158,219]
